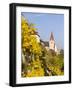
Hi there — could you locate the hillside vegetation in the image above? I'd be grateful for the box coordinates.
[21,17,64,77]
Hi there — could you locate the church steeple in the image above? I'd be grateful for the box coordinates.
[49,32,55,51]
[50,32,54,40]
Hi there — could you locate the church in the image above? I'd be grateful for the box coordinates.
[49,32,57,52]
[33,31,58,53]
[40,32,58,53]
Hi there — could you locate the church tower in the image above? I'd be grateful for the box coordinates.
[49,32,55,51]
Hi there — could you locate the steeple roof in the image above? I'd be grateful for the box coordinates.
[50,32,54,40]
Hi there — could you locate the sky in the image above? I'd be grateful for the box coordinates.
[21,12,64,49]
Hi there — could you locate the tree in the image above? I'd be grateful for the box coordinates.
[21,16,44,77]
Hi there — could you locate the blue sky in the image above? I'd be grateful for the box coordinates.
[21,12,64,49]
